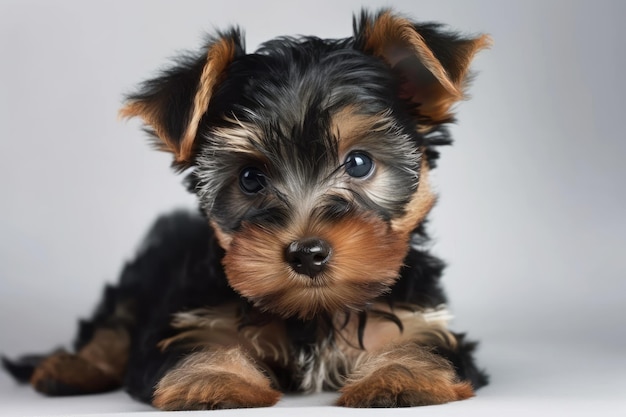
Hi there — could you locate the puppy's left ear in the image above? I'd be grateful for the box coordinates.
[119,29,245,169]
[354,10,491,128]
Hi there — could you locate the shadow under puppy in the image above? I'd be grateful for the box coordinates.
[3,9,490,410]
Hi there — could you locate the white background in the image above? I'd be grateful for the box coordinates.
[1,0,625,416]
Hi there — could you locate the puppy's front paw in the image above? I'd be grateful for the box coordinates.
[152,348,280,410]
[338,363,472,407]
[337,346,473,408]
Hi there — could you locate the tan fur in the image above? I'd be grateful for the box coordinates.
[211,115,265,152]
[335,302,455,353]
[364,12,460,97]
[30,327,130,395]
[77,327,129,382]
[179,38,237,162]
[223,213,408,319]
[30,351,120,395]
[119,37,237,164]
[362,11,491,124]
[157,302,458,395]
[332,107,396,155]
[158,304,290,367]
[338,341,473,407]
[153,348,280,410]
[313,303,458,393]
[117,100,171,152]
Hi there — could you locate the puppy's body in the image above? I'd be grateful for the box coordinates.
[4,10,489,409]
[76,212,484,404]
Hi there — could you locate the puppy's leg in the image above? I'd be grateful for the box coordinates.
[337,341,473,408]
[30,326,129,395]
[152,347,280,410]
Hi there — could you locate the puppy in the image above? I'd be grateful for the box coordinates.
[3,9,490,410]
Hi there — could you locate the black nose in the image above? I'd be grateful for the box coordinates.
[285,238,332,278]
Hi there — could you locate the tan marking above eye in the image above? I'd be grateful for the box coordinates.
[332,107,397,156]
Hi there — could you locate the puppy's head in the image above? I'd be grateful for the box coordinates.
[121,10,489,319]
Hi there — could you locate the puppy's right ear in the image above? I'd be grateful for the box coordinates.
[119,29,244,169]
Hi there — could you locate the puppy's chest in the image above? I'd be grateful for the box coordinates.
[290,305,453,392]
[164,303,452,392]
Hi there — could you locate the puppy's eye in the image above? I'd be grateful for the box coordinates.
[239,167,266,194]
[344,152,374,178]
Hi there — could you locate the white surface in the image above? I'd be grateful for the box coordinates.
[1,0,625,416]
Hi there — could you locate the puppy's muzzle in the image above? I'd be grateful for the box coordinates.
[284,238,332,278]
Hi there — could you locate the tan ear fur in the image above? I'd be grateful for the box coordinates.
[179,38,237,162]
[360,10,491,125]
[119,35,239,166]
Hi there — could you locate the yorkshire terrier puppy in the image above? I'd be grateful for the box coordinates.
[4,9,490,410]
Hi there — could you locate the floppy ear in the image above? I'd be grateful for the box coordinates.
[119,29,245,169]
[354,10,491,128]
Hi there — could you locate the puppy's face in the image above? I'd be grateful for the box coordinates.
[120,10,489,319]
